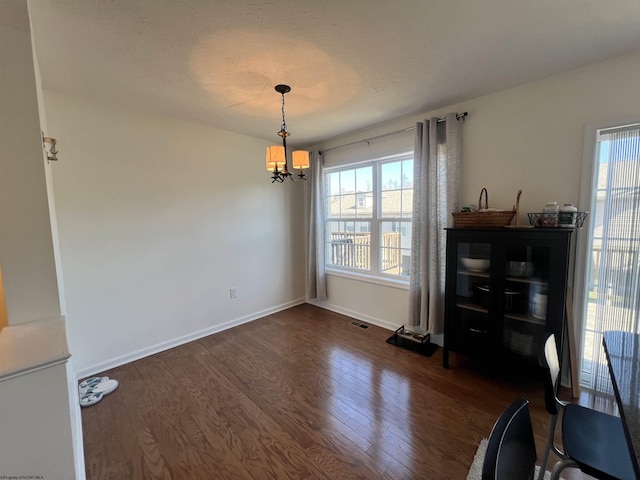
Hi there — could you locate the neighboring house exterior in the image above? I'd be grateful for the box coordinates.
[327,189,413,275]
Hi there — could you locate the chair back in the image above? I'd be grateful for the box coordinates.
[482,398,537,480]
[539,333,561,415]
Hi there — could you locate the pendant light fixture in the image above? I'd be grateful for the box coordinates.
[266,84,310,183]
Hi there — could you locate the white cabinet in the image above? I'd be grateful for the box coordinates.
[0,316,77,480]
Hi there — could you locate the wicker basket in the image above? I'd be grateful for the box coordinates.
[452,188,515,228]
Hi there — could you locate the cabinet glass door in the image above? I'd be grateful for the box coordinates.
[454,242,493,351]
[502,243,550,362]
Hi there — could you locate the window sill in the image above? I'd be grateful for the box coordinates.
[326,268,410,290]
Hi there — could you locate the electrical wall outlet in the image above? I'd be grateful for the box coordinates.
[229,287,237,299]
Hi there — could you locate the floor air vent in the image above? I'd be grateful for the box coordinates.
[349,320,370,330]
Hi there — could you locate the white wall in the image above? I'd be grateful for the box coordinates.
[312,49,640,339]
[317,274,408,331]
[452,51,640,214]
[0,8,60,325]
[44,91,306,375]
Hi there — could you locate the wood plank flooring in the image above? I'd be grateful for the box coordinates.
[82,304,595,479]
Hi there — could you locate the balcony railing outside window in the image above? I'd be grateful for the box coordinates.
[329,232,401,272]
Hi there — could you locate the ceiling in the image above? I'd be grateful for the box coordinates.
[21,0,640,147]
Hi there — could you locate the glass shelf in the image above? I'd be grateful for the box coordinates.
[458,270,490,279]
[503,312,545,326]
[456,300,488,314]
[505,276,548,286]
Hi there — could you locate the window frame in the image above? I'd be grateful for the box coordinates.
[574,118,640,389]
[324,152,413,286]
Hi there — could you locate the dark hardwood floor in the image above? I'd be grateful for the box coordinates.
[82,304,594,479]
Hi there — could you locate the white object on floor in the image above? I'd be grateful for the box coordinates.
[85,379,118,396]
[79,392,103,408]
[78,378,119,407]
[78,376,109,394]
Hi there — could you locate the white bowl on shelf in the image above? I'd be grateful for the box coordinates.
[460,257,490,272]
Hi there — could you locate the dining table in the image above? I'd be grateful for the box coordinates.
[602,330,640,479]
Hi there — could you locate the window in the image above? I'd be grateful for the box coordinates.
[325,154,413,279]
[577,122,640,392]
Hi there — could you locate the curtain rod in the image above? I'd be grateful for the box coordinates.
[320,112,468,154]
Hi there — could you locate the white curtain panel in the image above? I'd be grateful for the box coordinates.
[409,113,462,333]
[589,126,640,392]
[306,151,327,300]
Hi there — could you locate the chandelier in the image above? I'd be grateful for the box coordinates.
[266,84,309,182]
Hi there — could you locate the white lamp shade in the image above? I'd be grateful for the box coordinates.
[266,145,285,171]
[292,150,310,169]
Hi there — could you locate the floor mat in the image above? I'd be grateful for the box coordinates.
[386,334,439,357]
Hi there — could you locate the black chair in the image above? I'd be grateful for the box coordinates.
[482,398,537,480]
[538,333,636,480]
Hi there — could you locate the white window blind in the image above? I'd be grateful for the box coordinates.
[581,122,640,391]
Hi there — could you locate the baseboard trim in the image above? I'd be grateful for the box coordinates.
[307,300,400,332]
[67,361,86,480]
[306,301,444,347]
[74,298,306,380]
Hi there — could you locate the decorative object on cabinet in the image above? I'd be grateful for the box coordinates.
[442,228,572,371]
[504,190,534,229]
[527,211,588,228]
[452,188,515,228]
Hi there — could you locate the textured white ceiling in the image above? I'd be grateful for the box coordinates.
[1,0,30,31]
[26,0,640,147]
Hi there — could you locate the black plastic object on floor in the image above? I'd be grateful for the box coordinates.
[386,325,439,357]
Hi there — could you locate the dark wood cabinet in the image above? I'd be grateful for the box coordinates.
[443,228,572,370]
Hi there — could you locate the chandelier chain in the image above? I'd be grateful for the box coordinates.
[280,93,287,132]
